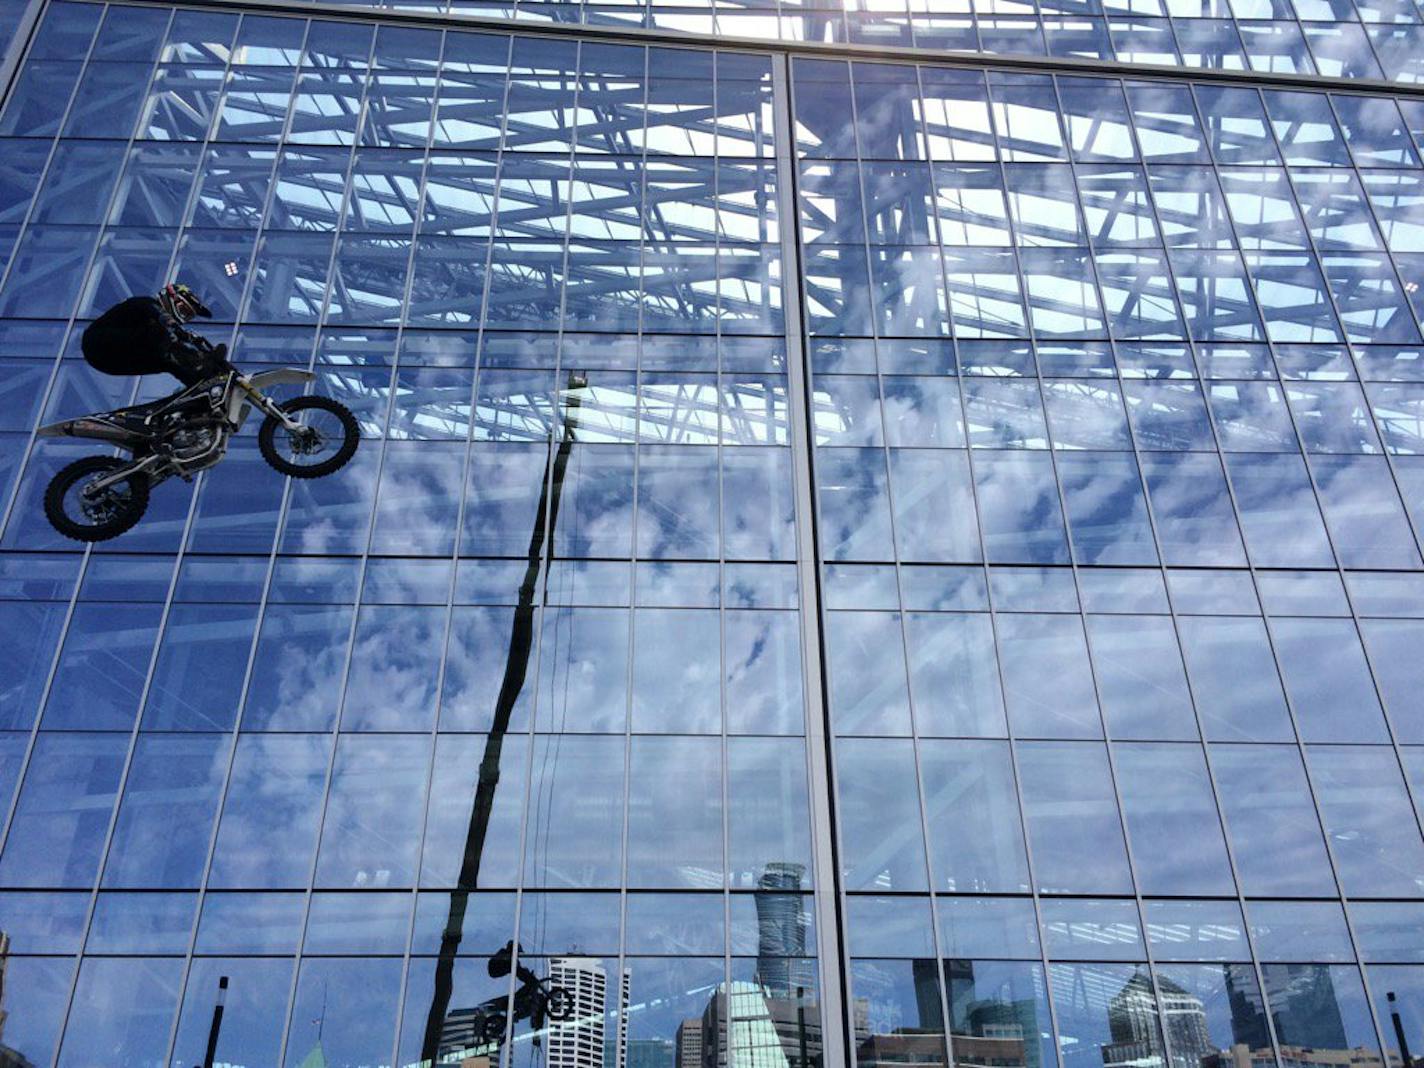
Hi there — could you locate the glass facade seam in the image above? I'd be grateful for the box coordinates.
[773,46,855,1068]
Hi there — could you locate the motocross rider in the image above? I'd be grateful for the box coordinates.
[80,283,233,433]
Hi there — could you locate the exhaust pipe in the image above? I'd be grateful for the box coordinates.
[35,418,145,447]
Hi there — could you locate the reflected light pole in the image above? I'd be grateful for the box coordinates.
[1390,992,1414,1068]
[199,975,228,1068]
[420,371,587,1066]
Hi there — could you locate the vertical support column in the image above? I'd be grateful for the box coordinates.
[771,50,852,1068]
[0,0,46,108]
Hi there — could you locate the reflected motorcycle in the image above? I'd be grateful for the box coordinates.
[457,943,575,1049]
[36,367,359,542]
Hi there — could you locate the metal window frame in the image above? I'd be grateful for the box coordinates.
[15,0,1424,102]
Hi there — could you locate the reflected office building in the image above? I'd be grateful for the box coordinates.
[8,0,1424,1062]
[551,957,631,1068]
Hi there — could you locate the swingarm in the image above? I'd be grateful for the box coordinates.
[81,453,164,495]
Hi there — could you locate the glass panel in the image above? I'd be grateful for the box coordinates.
[1144,900,1250,962]
[1262,963,1383,1065]
[1058,452,1158,565]
[1224,453,1336,569]
[850,958,950,1067]
[919,739,1031,893]
[0,955,73,1067]
[889,449,981,563]
[1041,898,1145,960]
[316,735,428,888]
[1114,742,1236,895]
[837,738,929,891]
[946,958,1057,1068]
[209,735,330,889]
[41,602,163,731]
[626,735,724,888]
[0,600,69,731]
[142,603,259,731]
[0,733,127,888]
[1360,619,1424,741]
[57,957,183,1067]
[904,612,1006,737]
[1140,453,1248,565]
[1016,741,1133,894]
[1369,965,1424,1067]
[523,734,625,888]
[973,452,1069,563]
[103,735,228,888]
[243,603,352,731]
[997,614,1101,738]
[1211,743,1337,895]
[171,958,294,1068]
[1086,615,1195,739]
[1308,745,1424,897]
[1272,618,1388,741]
[398,953,510,1064]
[1049,963,1165,1068]
[284,958,403,1068]
[1311,453,1421,568]
[420,734,525,890]
[1153,964,1273,1065]
[725,609,805,735]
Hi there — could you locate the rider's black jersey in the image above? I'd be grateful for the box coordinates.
[82,296,185,373]
[82,297,213,385]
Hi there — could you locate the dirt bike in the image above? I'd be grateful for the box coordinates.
[452,942,575,1051]
[458,978,575,1048]
[35,367,359,542]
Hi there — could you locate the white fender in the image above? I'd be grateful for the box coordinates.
[245,368,317,390]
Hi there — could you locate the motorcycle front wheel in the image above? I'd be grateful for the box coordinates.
[258,395,359,479]
[546,986,574,1021]
[44,456,150,542]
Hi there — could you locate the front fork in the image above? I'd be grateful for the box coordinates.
[237,377,305,431]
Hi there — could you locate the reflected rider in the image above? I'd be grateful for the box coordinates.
[81,283,233,435]
[489,939,543,992]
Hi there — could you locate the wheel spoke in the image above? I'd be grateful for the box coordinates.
[281,408,346,465]
[261,399,355,479]
[65,473,132,527]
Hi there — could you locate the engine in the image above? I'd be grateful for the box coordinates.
[167,425,218,461]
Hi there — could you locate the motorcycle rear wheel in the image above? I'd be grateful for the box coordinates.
[44,456,150,542]
[478,1011,508,1043]
[258,395,359,479]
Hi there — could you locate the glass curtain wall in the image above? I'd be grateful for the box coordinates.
[0,4,816,1066]
[2,0,1424,1067]
[795,51,1424,1068]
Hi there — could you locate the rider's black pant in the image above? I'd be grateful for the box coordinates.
[161,337,227,388]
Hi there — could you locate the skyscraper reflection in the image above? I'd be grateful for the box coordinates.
[684,980,824,1068]
[1101,971,1208,1068]
[545,957,629,1068]
[658,863,824,1067]
[945,959,1037,1068]
[755,863,813,999]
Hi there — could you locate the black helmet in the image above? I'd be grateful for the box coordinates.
[158,282,211,323]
